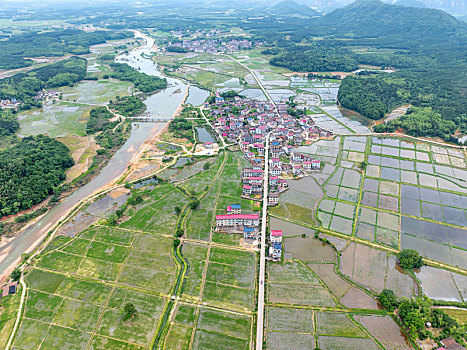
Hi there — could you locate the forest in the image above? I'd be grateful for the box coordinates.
[374,107,457,138]
[0,29,132,69]
[0,57,87,107]
[108,96,145,117]
[270,44,359,72]
[0,110,20,137]
[86,107,114,135]
[109,62,167,93]
[0,135,74,217]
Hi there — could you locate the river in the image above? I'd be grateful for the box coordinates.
[0,32,205,278]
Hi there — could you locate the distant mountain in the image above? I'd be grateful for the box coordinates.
[269,0,321,17]
[460,14,467,22]
[394,0,426,8]
[319,0,465,41]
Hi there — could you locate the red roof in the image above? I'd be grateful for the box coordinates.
[243,185,252,189]
[247,176,263,181]
[216,214,259,220]
[271,230,282,236]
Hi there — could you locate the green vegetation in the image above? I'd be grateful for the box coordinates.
[168,108,196,143]
[86,107,115,134]
[0,135,73,217]
[0,110,19,137]
[122,303,137,322]
[270,44,359,72]
[109,62,167,93]
[378,289,399,311]
[0,29,132,69]
[0,57,87,108]
[10,268,21,281]
[375,107,456,138]
[109,96,145,117]
[397,249,423,270]
[166,46,189,53]
[398,297,466,345]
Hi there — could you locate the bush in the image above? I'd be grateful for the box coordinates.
[398,249,423,269]
[378,289,399,311]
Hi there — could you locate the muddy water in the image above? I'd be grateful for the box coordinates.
[0,32,190,276]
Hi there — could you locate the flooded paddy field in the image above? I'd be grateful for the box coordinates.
[340,243,416,298]
[353,315,413,350]
[310,134,467,270]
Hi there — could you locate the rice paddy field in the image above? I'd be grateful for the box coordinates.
[266,217,414,349]
[296,135,467,270]
[268,134,466,348]
[12,152,258,349]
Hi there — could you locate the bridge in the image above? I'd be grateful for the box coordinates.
[126,117,172,122]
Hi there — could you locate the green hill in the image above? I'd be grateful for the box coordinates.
[269,0,321,17]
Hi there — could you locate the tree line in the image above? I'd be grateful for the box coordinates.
[109,62,167,93]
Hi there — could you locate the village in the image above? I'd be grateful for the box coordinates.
[209,91,334,261]
[165,37,253,54]
[1,89,61,110]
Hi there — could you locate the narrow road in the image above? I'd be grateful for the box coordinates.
[227,54,282,350]
[256,132,270,349]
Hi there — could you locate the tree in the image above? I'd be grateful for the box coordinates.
[174,238,181,248]
[122,302,137,322]
[176,227,184,237]
[378,289,399,311]
[398,249,423,269]
[107,213,118,226]
[203,162,210,171]
[10,268,21,281]
[189,199,200,210]
[174,206,182,215]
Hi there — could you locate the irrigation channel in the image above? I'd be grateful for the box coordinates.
[0,31,209,280]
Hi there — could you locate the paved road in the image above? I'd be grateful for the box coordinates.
[227,54,282,350]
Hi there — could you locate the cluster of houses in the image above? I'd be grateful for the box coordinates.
[1,99,21,109]
[166,38,253,54]
[215,204,260,241]
[34,89,61,102]
[170,28,221,38]
[211,91,334,258]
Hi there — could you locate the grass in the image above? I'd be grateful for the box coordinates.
[55,278,111,305]
[316,312,367,337]
[38,251,82,273]
[268,262,321,284]
[24,290,62,322]
[164,324,193,350]
[268,283,336,306]
[61,238,91,255]
[90,336,145,349]
[53,299,102,331]
[174,304,197,326]
[26,269,65,293]
[14,318,50,349]
[443,309,467,324]
[202,281,254,310]
[86,241,130,263]
[205,262,255,289]
[209,247,255,268]
[193,329,249,350]
[197,308,251,340]
[77,257,121,281]
[41,325,91,349]
[267,307,314,333]
[93,227,136,246]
